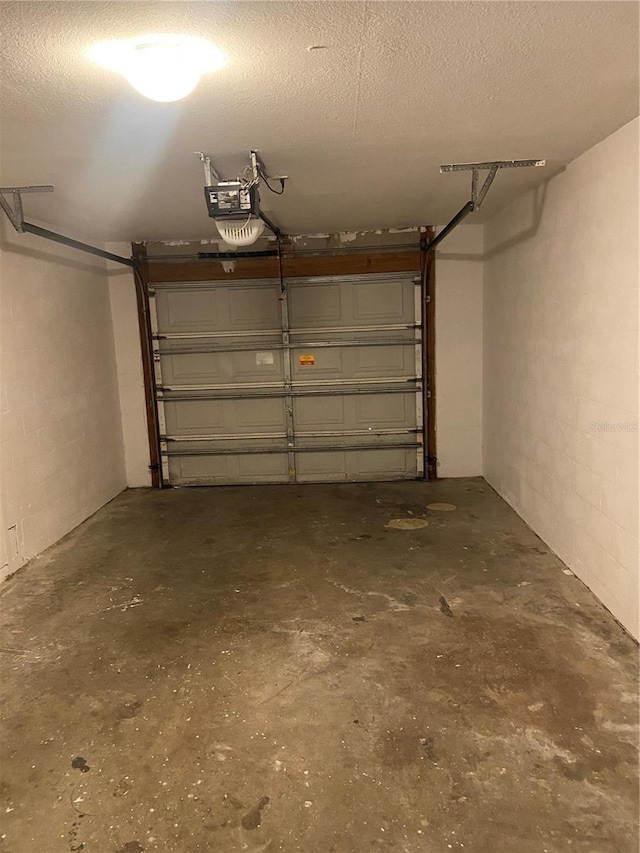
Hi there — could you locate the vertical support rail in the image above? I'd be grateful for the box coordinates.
[131,243,163,487]
[147,289,170,486]
[277,242,297,482]
[413,275,425,478]
[421,228,438,479]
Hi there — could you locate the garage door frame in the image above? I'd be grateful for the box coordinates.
[133,234,437,486]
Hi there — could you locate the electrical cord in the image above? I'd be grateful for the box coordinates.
[257,164,285,195]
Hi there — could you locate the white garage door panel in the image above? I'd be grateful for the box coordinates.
[294,395,345,427]
[294,393,415,432]
[228,286,281,327]
[289,278,413,327]
[163,398,286,436]
[159,348,284,386]
[156,289,218,331]
[290,344,414,382]
[296,448,416,482]
[357,448,417,475]
[168,451,289,486]
[355,392,416,427]
[353,281,408,320]
[156,281,281,334]
[289,282,342,325]
[151,271,423,486]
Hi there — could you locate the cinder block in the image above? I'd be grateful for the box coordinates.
[484,117,639,638]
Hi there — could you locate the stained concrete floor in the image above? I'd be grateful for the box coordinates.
[0,478,638,853]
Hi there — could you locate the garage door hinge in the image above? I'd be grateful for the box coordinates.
[148,463,160,472]
[425,294,431,302]
[426,390,432,398]
[426,455,438,464]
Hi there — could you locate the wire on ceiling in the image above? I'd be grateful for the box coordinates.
[257,164,285,195]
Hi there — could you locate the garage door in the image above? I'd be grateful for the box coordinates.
[150,271,424,485]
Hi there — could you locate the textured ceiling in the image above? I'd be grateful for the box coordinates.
[0,1,638,241]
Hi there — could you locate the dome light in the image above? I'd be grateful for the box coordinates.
[89,35,225,102]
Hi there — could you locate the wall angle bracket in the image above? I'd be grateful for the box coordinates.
[440,159,546,211]
[426,159,545,252]
[0,185,53,232]
[0,183,134,267]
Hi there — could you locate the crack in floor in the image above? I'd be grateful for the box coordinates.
[326,577,411,611]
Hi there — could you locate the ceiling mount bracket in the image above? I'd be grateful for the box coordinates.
[195,151,221,186]
[249,149,288,187]
[426,159,546,252]
[0,185,54,232]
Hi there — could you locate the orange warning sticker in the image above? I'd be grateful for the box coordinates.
[298,354,315,366]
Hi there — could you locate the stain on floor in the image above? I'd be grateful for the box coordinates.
[71,756,90,774]
[0,478,637,852]
[241,795,270,830]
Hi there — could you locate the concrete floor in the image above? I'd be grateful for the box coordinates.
[0,478,638,853]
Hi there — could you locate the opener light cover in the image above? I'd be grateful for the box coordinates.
[215,218,265,247]
[89,35,225,102]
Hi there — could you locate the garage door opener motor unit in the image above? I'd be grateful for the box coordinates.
[197,149,287,247]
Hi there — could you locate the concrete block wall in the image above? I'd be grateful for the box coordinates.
[435,224,483,477]
[483,118,639,637]
[0,225,126,581]
[107,245,152,487]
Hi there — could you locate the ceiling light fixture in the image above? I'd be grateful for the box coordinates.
[88,34,225,102]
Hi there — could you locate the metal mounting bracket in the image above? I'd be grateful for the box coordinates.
[195,151,221,186]
[194,149,288,191]
[0,183,133,267]
[249,149,288,186]
[426,159,546,252]
[0,185,53,232]
[440,159,546,211]
[250,150,287,239]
